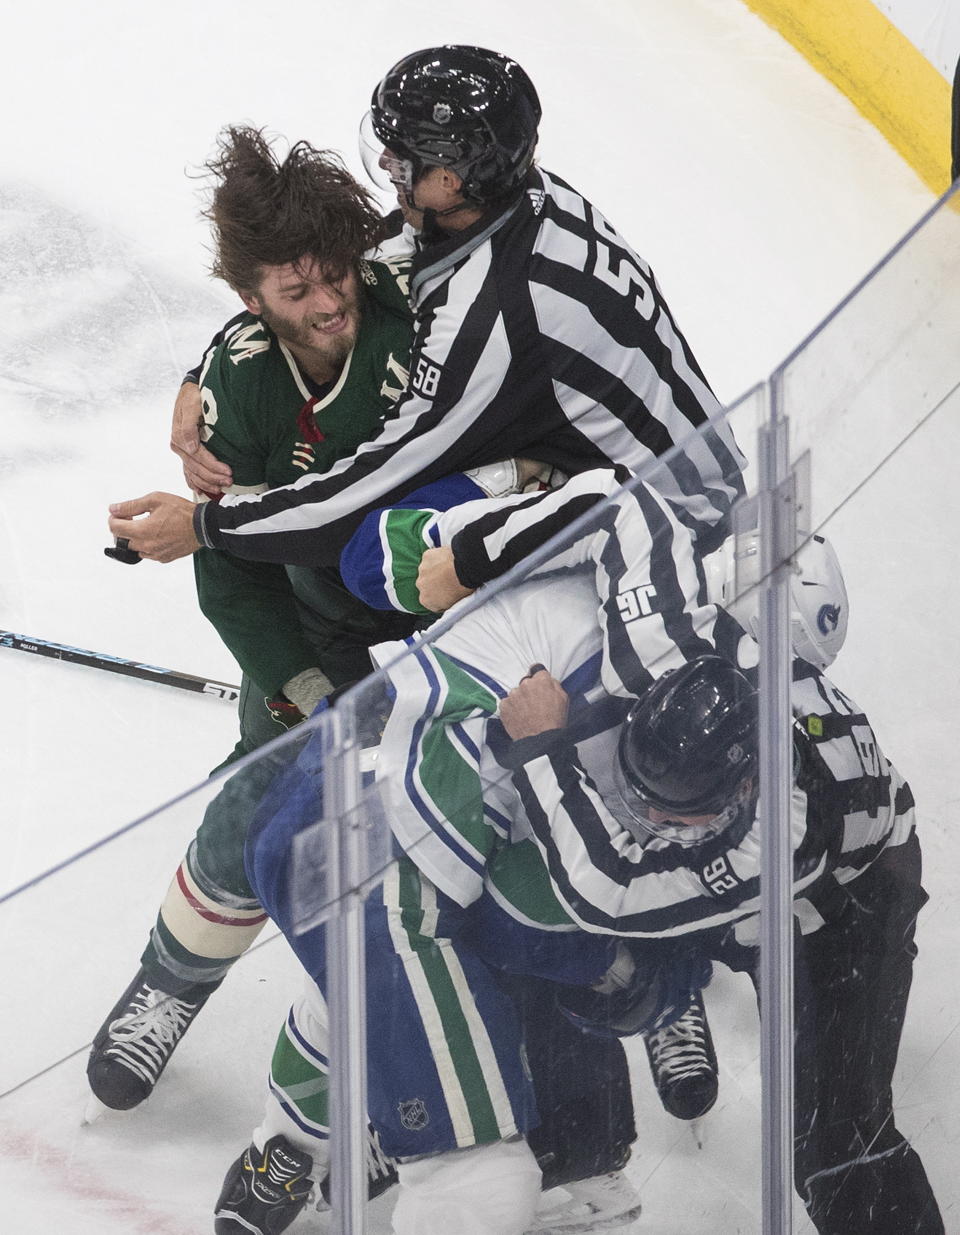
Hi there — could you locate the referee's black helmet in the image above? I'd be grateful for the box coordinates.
[615,656,759,846]
[369,45,541,204]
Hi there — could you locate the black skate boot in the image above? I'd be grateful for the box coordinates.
[86,967,219,1110]
[317,1125,398,1205]
[215,1136,313,1235]
[642,991,718,1121]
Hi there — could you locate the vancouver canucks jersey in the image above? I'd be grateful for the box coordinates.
[366,472,732,920]
[193,255,416,697]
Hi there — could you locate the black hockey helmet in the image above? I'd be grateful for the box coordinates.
[367,45,541,204]
[614,656,759,847]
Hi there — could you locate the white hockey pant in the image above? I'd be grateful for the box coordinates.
[392,1138,542,1235]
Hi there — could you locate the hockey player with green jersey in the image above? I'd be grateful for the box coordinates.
[190,245,418,723]
[88,128,427,1109]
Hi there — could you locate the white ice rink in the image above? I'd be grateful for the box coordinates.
[0,0,954,1231]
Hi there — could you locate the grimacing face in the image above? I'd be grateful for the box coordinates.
[242,257,362,381]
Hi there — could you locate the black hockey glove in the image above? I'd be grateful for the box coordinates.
[557,939,713,1039]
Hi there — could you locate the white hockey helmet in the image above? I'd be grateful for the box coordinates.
[704,531,849,670]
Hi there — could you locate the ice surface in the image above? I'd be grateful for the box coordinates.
[0,0,952,1231]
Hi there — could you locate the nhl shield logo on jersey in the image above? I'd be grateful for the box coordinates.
[398,1097,430,1131]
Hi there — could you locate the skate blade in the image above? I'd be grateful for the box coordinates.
[687,1117,706,1149]
[526,1201,643,1234]
[81,1094,115,1125]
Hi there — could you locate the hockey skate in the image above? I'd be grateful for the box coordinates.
[86,967,219,1110]
[643,991,718,1121]
[215,1135,313,1235]
[528,1171,643,1233]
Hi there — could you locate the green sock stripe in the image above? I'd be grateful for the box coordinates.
[417,945,502,1142]
[271,1020,330,1127]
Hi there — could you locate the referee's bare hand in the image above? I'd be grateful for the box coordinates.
[108,492,200,563]
[500,666,569,739]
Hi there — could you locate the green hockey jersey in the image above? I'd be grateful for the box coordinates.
[193,255,417,699]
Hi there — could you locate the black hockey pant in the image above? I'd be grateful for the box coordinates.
[720,832,943,1234]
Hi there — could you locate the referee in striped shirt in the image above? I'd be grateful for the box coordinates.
[500,654,943,1235]
[109,45,746,570]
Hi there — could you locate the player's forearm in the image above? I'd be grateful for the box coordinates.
[195,293,525,565]
[513,751,749,939]
[448,467,631,588]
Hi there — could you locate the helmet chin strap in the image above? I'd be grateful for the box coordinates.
[419,204,478,236]
[400,183,480,230]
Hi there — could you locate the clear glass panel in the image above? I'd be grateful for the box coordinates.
[775,184,960,1232]
[13,191,960,1231]
[305,408,775,1232]
[783,186,960,537]
[0,721,321,1230]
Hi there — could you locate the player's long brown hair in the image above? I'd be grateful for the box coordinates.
[202,126,386,292]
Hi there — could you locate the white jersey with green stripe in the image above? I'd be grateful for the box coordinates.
[371,575,612,924]
[371,589,915,942]
[367,469,740,917]
[366,468,744,695]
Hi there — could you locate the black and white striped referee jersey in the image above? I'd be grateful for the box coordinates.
[196,167,747,567]
[512,658,917,940]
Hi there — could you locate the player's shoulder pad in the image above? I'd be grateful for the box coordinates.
[360,255,413,314]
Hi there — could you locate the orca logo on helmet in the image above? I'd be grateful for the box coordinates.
[817,603,841,636]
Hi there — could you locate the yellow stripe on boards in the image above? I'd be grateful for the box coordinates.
[742,0,953,193]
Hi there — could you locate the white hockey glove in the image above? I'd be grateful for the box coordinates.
[464,459,569,499]
[464,459,524,498]
[272,666,336,726]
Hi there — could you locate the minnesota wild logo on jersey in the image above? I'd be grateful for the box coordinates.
[196,256,413,494]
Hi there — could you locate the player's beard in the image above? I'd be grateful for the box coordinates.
[260,289,362,380]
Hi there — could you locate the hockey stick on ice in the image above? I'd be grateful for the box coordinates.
[0,631,240,702]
